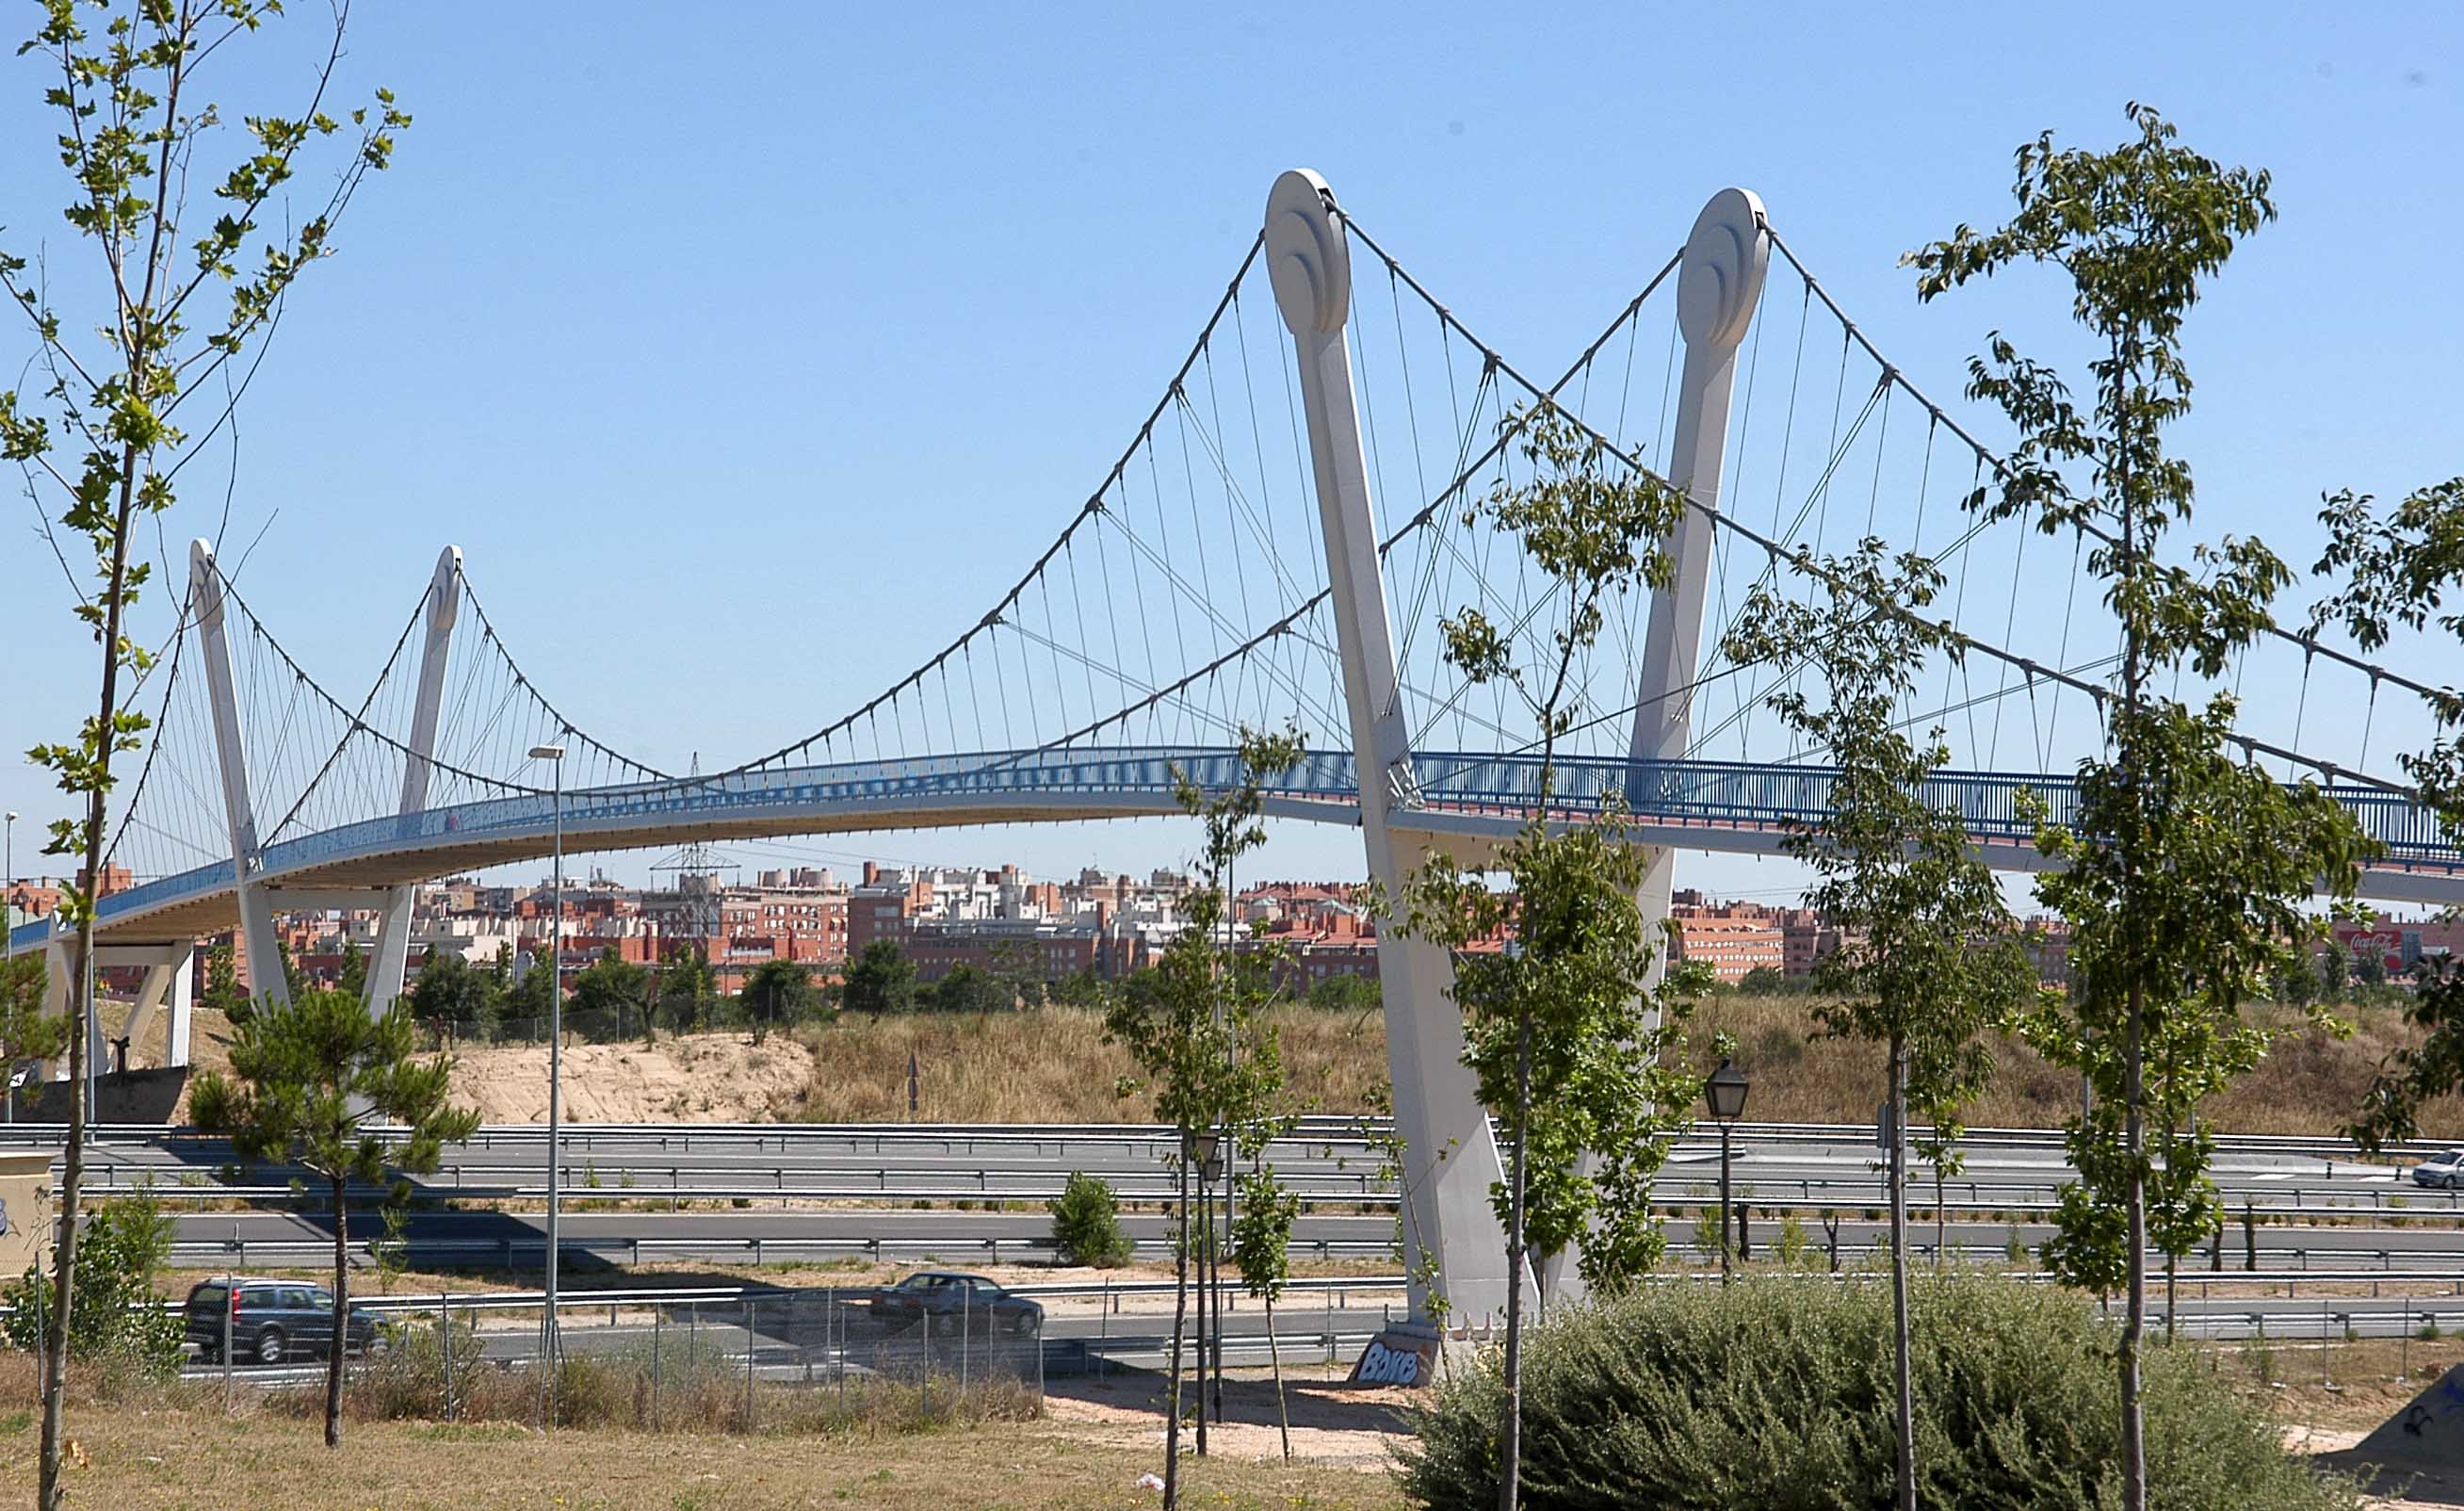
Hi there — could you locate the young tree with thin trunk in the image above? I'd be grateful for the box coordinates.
[1401,404,1710,1511]
[1724,538,2034,1511]
[1104,726,1303,1509]
[1908,105,2375,1511]
[188,988,478,1447]
[1,6,405,1500]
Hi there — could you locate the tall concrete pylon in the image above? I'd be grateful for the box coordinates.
[191,538,291,1012]
[366,546,462,1014]
[1265,169,1514,1327]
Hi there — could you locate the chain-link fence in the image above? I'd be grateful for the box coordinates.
[227,1285,1044,1431]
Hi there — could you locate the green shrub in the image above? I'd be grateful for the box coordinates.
[1400,1271,2361,1511]
[1048,1170,1132,1268]
[0,1192,181,1377]
[1771,1215,1810,1269]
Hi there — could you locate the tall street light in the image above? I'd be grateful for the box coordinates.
[528,742,566,1375]
[1703,1058,1750,1284]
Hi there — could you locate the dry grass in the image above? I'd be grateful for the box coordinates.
[432,994,2459,1137]
[784,1005,1391,1125]
[1691,995,2464,1138]
[0,1346,1405,1511]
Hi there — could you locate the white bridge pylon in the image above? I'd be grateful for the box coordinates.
[1267,171,1768,1323]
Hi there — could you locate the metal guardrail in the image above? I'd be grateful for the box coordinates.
[15,1115,2464,1162]
[164,1232,1407,1268]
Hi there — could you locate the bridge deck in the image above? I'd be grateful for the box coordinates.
[13,747,2460,950]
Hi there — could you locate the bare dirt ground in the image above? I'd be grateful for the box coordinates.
[448,1033,819,1122]
[1043,1369,1418,1473]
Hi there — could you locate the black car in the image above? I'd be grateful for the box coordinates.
[865,1271,1044,1337]
[184,1279,381,1365]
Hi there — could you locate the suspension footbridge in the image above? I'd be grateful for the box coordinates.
[9,171,2457,1326]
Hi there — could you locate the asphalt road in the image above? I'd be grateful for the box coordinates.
[71,1125,2464,1216]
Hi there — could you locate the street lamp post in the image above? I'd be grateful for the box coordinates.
[528,743,566,1380]
[1704,1059,1750,1284]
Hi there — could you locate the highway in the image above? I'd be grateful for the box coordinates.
[44,1119,2464,1219]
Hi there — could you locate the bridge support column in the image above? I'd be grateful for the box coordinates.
[107,944,195,1069]
[1266,169,1513,1329]
[1548,188,1770,1299]
[367,547,462,1015]
[191,539,291,1013]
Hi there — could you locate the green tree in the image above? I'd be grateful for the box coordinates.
[335,937,367,1000]
[199,940,249,1024]
[1397,403,1709,1511]
[406,948,499,1032]
[2317,478,2464,1147]
[502,946,555,1030]
[1047,1170,1133,1268]
[1105,727,1303,1506]
[1724,539,2037,1511]
[188,988,478,1448]
[1908,105,2376,1511]
[2,6,408,1494]
[742,956,816,1031]
[0,952,68,1118]
[568,949,650,1037]
[842,939,917,1015]
[2318,942,2350,1003]
[1229,1166,1304,1460]
[928,962,1011,1015]
[1735,965,1792,997]
[655,946,717,1034]
[1304,974,1380,1013]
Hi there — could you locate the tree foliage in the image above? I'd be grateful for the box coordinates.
[927,962,1010,1015]
[188,987,478,1447]
[656,947,718,1033]
[1726,538,2037,1511]
[843,939,917,1015]
[743,956,818,1028]
[1907,104,2375,1510]
[2314,477,2464,1150]
[1103,726,1305,1505]
[1403,405,1708,1295]
[0,1191,179,1375]
[1401,401,1710,1511]
[407,947,497,1030]
[3,5,409,1493]
[0,950,68,1076]
[1047,1170,1133,1268]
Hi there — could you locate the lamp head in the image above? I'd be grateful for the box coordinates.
[1704,1058,1750,1122]
[528,744,566,761]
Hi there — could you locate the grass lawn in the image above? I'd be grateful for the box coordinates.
[0,1405,1410,1511]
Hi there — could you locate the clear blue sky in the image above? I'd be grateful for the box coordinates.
[4,3,2458,902]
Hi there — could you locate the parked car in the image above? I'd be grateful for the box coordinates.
[864,1271,1044,1337]
[2411,1150,2464,1189]
[184,1279,381,1365]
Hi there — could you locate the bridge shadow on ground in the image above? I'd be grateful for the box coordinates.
[2312,1444,2464,1506]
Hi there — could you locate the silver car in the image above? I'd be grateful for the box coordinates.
[2411,1150,2464,1189]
